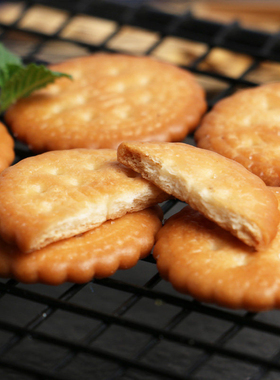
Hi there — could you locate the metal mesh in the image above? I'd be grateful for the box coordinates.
[1,1,280,379]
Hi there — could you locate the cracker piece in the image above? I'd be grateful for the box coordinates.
[154,188,280,311]
[195,83,280,186]
[0,122,14,173]
[5,53,206,152]
[0,207,162,285]
[117,141,279,249]
[0,149,169,253]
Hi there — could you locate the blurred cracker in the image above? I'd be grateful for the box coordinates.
[245,61,280,84]
[198,48,253,78]
[152,37,207,66]
[0,30,40,58]
[18,5,68,35]
[35,41,90,64]
[107,26,159,55]
[0,2,24,25]
[193,0,280,32]
[60,15,117,45]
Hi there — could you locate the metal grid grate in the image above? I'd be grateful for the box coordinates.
[1,1,280,379]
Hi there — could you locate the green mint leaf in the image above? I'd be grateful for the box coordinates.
[0,43,22,71]
[0,64,22,87]
[0,63,72,112]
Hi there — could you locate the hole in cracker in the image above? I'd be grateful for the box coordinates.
[41,201,53,212]
[54,169,66,176]
[115,82,126,92]
[47,168,59,175]
[76,95,86,105]
[232,253,251,267]
[66,178,80,186]
[107,81,126,93]
[107,67,120,76]
[138,76,150,86]
[51,104,63,114]
[82,112,93,122]
[139,93,151,104]
[113,104,131,119]
[83,163,95,171]
[70,70,83,80]
[47,84,61,95]
[30,184,45,193]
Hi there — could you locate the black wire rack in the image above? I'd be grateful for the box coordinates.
[1,1,280,379]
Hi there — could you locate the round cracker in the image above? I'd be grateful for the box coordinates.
[5,53,206,152]
[0,207,162,285]
[154,188,280,311]
[195,83,280,186]
[0,122,14,173]
[0,149,169,253]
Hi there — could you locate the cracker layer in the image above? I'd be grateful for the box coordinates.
[0,207,162,285]
[154,189,280,311]
[118,141,279,249]
[0,149,169,252]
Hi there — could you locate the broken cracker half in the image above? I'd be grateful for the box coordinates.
[0,149,169,253]
[0,207,163,285]
[118,141,279,249]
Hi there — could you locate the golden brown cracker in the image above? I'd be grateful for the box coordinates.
[0,149,169,253]
[0,207,162,285]
[154,188,280,311]
[195,83,280,186]
[0,122,14,173]
[5,53,206,152]
[117,141,279,249]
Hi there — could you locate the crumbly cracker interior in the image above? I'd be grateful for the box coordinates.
[0,149,169,252]
[118,141,279,249]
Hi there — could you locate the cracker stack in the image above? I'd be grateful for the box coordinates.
[2,52,280,311]
[0,149,168,284]
[117,141,280,311]
[0,53,207,286]
[117,141,279,250]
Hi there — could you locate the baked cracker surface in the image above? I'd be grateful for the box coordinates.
[5,53,206,152]
[0,207,162,285]
[117,141,279,249]
[0,122,14,173]
[154,188,280,311]
[0,149,169,253]
[195,83,280,186]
